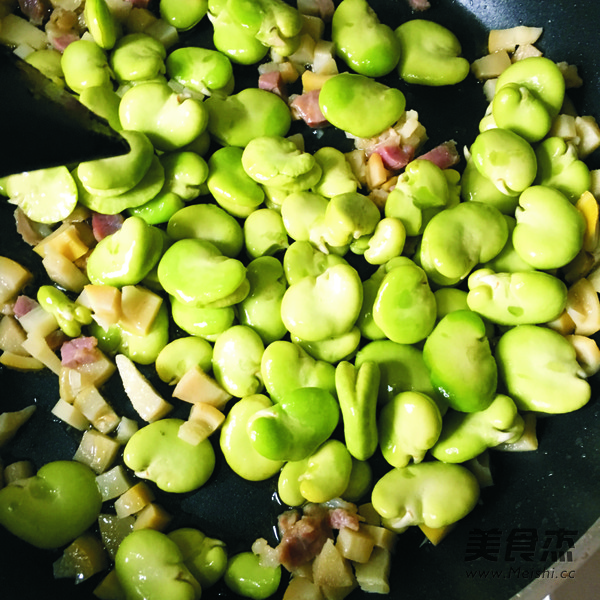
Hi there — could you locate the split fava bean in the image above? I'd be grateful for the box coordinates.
[312,146,359,199]
[61,39,112,94]
[160,151,209,201]
[110,33,167,83]
[171,297,236,341]
[291,326,362,364]
[155,336,213,385]
[160,0,207,31]
[84,0,117,50]
[243,208,289,259]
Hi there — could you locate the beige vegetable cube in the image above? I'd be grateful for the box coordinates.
[0,404,35,448]
[313,538,356,590]
[359,524,397,553]
[114,416,139,445]
[53,533,109,583]
[42,252,89,294]
[353,546,391,594]
[471,50,512,80]
[357,503,381,526]
[77,351,116,388]
[0,256,32,304]
[577,191,600,253]
[0,315,29,355]
[116,354,173,422]
[172,365,232,409]
[565,277,600,336]
[512,44,543,62]
[17,305,58,338]
[74,429,121,474]
[34,222,93,262]
[495,412,538,452]
[575,116,600,158]
[80,284,122,329]
[488,26,543,53]
[336,527,375,564]
[178,403,225,446]
[96,465,133,502]
[21,334,62,374]
[4,460,35,484]
[365,152,390,190]
[133,502,172,531]
[74,386,120,434]
[465,451,494,488]
[0,350,44,371]
[0,14,48,48]
[419,522,457,546]
[51,398,91,431]
[120,285,162,336]
[93,569,126,600]
[301,69,335,92]
[114,481,155,518]
[98,514,135,559]
[567,333,600,377]
[283,576,325,600]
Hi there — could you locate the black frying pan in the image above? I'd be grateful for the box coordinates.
[1,1,600,599]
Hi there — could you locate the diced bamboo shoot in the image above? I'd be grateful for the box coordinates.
[17,305,58,338]
[419,522,457,546]
[545,310,576,335]
[21,334,62,374]
[0,315,28,355]
[0,404,35,448]
[548,113,578,140]
[73,386,120,434]
[283,576,325,600]
[565,277,600,336]
[93,569,126,600]
[133,502,171,531]
[336,527,375,564]
[42,252,89,293]
[116,354,173,422]
[114,416,139,444]
[0,350,44,370]
[178,403,225,445]
[172,365,232,409]
[488,26,543,53]
[95,465,133,502]
[0,14,48,48]
[359,524,396,552]
[51,398,91,431]
[98,514,135,559]
[34,222,92,261]
[4,460,34,484]
[301,69,334,92]
[120,285,162,336]
[512,44,543,61]
[471,50,511,80]
[301,14,325,41]
[575,116,600,158]
[114,481,155,518]
[0,256,31,303]
[365,152,390,190]
[53,533,109,582]
[73,429,121,474]
[353,546,391,594]
[313,538,356,589]
[577,191,600,253]
[77,350,116,387]
[144,18,178,49]
[495,412,538,452]
[80,285,122,329]
[357,503,381,526]
[465,451,494,488]
[567,334,600,377]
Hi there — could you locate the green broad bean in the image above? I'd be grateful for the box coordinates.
[335,361,380,461]
[79,85,122,131]
[167,528,228,589]
[378,391,442,468]
[87,216,164,287]
[430,394,524,463]
[281,192,329,251]
[242,136,322,192]
[161,151,209,201]
[492,82,553,143]
[61,40,111,94]
[207,146,265,218]
[37,285,92,338]
[291,326,361,363]
[205,89,291,147]
[243,208,290,259]
[483,215,536,273]
[371,461,480,530]
[90,301,170,364]
[77,130,154,197]
[312,147,359,198]
[261,340,336,403]
[495,56,565,119]
[384,159,450,236]
[495,324,591,414]
[110,33,166,82]
[160,0,207,30]
[84,0,117,49]
[247,387,339,461]
[323,191,381,248]
[318,73,406,138]
[124,418,215,492]
[115,529,201,600]
[212,325,264,397]
[282,240,348,285]
[211,7,270,65]
[25,49,64,87]
[534,136,591,203]
[395,19,469,86]
[0,461,102,549]
[5,165,78,224]
[129,190,184,224]
[332,0,400,77]
[224,552,281,600]
[434,287,468,319]
[236,257,287,345]
[75,154,166,215]
[119,81,208,151]
[363,217,406,265]
[171,298,236,341]
[158,239,248,308]
[155,336,213,384]
[459,158,519,215]
[277,458,308,506]
[355,267,387,340]
[467,268,568,326]
[280,263,363,342]
[220,394,284,481]
[343,458,373,502]
[372,260,437,345]
[419,201,508,286]
[355,339,440,408]
[513,185,585,270]
[423,310,497,413]
[469,128,537,196]
[167,204,244,258]
[166,46,234,96]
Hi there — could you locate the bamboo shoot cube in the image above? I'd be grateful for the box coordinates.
[17,305,58,338]
[95,465,133,502]
[567,333,600,377]
[51,398,91,431]
[74,429,121,474]
[0,350,44,371]
[0,14,47,49]
[360,524,397,552]
[4,460,35,484]
[172,365,232,409]
[0,256,31,303]
[313,538,355,589]
[21,334,62,374]
[42,251,89,293]
[419,522,457,546]
[114,482,155,518]
[114,416,139,445]
[353,546,391,594]
[53,533,109,582]
[120,285,162,336]
[178,403,225,445]
[98,514,135,559]
[93,569,126,600]
[0,315,28,355]
[77,351,116,388]
[470,50,511,80]
[283,576,324,600]
[34,222,92,261]
[73,386,120,434]
[133,502,171,531]
[0,404,36,448]
[336,527,375,564]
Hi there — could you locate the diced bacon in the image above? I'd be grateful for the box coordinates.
[407,0,431,11]
[258,70,287,99]
[60,336,100,368]
[375,143,415,171]
[418,140,460,170]
[92,212,124,242]
[45,8,81,53]
[14,207,52,246]
[18,0,51,25]
[13,296,39,318]
[328,507,361,531]
[289,90,329,128]
[49,31,80,52]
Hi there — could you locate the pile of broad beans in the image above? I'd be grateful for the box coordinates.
[1,0,600,598]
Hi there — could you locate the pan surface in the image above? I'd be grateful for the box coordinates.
[1,1,599,599]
